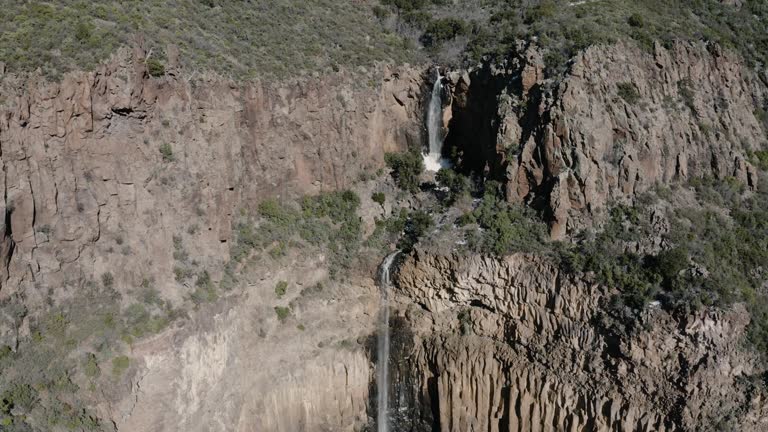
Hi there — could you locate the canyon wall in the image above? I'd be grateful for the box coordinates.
[393,251,768,431]
[0,42,424,305]
[444,41,767,237]
[0,42,426,431]
[111,256,380,432]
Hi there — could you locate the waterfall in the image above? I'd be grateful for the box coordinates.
[376,251,399,432]
[424,67,447,172]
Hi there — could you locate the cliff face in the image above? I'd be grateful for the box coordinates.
[114,256,379,432]
[0,44,423,303]
[2,33,767,432]
[393,251,768,431]
[0,44,426,431]
[392,42,768,431]
[443,41,767,238]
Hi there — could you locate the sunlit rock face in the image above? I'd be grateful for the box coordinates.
[391,250,767,431]
[0,42,429,431]
[441,41,765,239]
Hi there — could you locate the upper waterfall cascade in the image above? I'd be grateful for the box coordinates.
[424,68,448,172]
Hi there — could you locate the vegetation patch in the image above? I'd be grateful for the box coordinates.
[458,181,549,255]
[159,143,174,163]
[232,190,364,278]
[275,281,288,299]
[111,356,130,377]
[0,0,414,80]
[385,151,424,193]
[556,175,768,355]
[0,273,184,430]
[617,82,640,104]
[274,306,291,322]
[374,0,768,78]
[372,192,386,207]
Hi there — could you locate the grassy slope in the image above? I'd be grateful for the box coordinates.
[376,0,768,75]
[0,0,415,80]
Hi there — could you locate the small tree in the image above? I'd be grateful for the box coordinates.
[84,353,101,378]
[371,192,386,207]
[146,58,166,77]
[436,168,469,205]
[627,13,644,27]
[385,151,424,193]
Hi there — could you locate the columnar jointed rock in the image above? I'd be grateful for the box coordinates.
[520,41,767,238]
[394,251,768,431]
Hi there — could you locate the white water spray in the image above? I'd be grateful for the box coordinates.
[377,251,399,432]
[424,67,448,172]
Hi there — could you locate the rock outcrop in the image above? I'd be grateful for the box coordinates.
[443,41,767,238]
[0,43,427,431]
[0,43,424,303]
[392,251,768,431]
[111,257,379,432]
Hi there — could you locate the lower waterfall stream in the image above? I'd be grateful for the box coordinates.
[376,251,400,432]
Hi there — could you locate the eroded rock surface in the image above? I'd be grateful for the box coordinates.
[443,41,767,238]
[392,251,768,431]
[0,43,426,431]
[0,43,425,303]
[114,256,378,432]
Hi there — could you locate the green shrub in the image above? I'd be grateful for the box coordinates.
[275,281,288,298]
[524,0,556,24]
[74,21,93,42]
[236,190,364,277]
[1,383,36,413]
[402,10,432,29]
[146,58,166,77]
[174,266,193,282]
[756,104,768,130]
[159,143,174,162]
[385,151,424,192]
[112,356,130,376]
[753,150,768,171]
[258,198,300,226]
[435,168,469,205]
[372,192,386,207]
[372,5,390,19]
[461,182,549,255]
[627,13,644,28]
[0,345,11,361]
[397,210,433,251]
[190,271,217,304]
[274,306,291,322]
[617,82,641,104]
[422,17,468,47]
[83,353,100,378]
[381,0,428,11]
